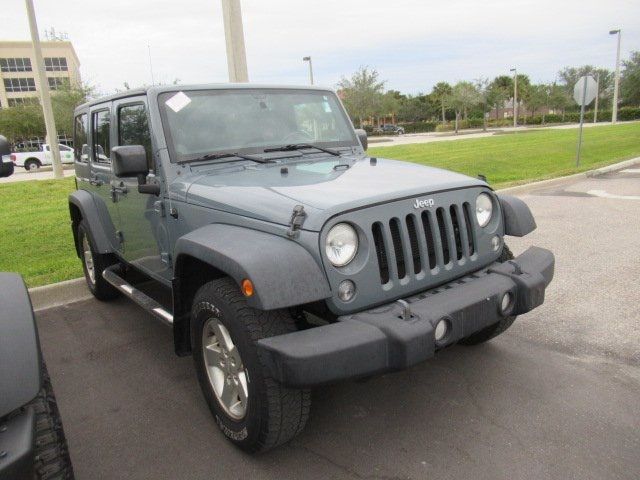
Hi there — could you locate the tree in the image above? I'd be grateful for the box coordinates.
[337,67,385,127]
[450,82,481,133]
[431,82,452,123]
[0,82,91,144]
[548,83,571,120]
[620,51,640,106]
[487,76,512,121]
[558,65,613,109]
[475,78,491,131]
[397,94,435,123]
[526,84,549,119]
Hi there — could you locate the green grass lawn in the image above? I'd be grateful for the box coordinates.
[0,177,80,287]
[1,122,639,287]
[369,122,640,187]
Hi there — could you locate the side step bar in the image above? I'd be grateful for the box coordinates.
[102,266,173,326]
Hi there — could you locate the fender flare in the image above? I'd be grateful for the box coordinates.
[0,273,41,417]
[173,224,331,311]
[497,194,537,237]
[68,190,115,254]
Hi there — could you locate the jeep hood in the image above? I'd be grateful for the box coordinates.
[180,156,486,231]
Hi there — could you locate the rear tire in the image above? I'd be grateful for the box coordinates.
[77,221,119,301]
[191,278,310,453]
[459,244,517,345]
[28,360,75,479]
[24,158,41,171]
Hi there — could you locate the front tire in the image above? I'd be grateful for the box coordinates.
[459,244,517,345]
[76,221,119,301]
[191,278,310,453]
[29,361,75,479]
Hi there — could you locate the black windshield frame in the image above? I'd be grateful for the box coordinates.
[158,88,359,163]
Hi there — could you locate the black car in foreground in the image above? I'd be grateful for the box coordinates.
[0,273,74,479]
[0,136,14,178]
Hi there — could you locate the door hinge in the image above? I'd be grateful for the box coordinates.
[161,252,171,265]
[286,205,307,238]
[154,200,166,217]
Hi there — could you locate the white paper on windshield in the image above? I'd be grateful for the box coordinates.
[165,91,192,113]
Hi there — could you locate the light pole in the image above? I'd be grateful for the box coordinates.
[221,0,249,82]
[25,0,63,179]
[302,56,314,85]
[510,68,518,128]
[593,72,600,123]
[609,29,621,124]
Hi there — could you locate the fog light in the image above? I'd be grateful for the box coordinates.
[491,235,502,251]
[338,280,356,302]
[501,292,513,314]
[434,319,449,342]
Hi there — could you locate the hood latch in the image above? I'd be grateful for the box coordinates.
[287,205,307,238]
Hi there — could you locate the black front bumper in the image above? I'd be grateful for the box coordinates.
[258,246,555,387]
[0,407,35,479]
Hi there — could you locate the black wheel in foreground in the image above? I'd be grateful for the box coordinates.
[191,278,310,453]
[459,244,517,346]
[77,221,119,301]
[28,361,75,479]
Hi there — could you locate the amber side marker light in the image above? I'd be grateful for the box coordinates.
[241,279,254,297]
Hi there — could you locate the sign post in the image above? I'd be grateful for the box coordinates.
[573,75,597,167]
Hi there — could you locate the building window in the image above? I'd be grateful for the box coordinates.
[0,58,32,72]
[8,98,39,107]
[3,78,36,92]
[44,57,68,72]
[48,77,68,90]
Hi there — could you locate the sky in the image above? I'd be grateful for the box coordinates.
[3,0,640,95]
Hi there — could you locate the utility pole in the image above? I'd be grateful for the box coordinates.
[221,0,249,82]
[593,72,600,123]
[302,56,314,85]
[609,29,621,124]
[510,68,518,128]
[25,0,63,179]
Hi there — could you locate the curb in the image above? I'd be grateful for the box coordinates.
[29,277,90,313]
[28,155,640,312]
[497,156,640,195]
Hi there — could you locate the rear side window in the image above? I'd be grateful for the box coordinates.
[118,104,153,169]
[92,110,111,163]
[73,114,89,162]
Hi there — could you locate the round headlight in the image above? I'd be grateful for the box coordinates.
[326,223,358,267]
[476,193,493,227]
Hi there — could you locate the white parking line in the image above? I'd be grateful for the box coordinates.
[587,190,640,201]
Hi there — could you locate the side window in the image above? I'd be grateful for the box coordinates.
[92,110,111,163]
[118,104,153,169]
[73,114,89,162]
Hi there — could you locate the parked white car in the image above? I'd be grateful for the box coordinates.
[10,144,74,171]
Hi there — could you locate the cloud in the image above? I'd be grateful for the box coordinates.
[2,0,639,94]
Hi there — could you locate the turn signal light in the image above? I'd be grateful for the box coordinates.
[241,279,254,297]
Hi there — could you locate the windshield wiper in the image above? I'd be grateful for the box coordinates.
[180,152,274,164]
[263,144,341,157]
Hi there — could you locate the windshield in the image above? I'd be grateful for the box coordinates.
[158,88,357,162]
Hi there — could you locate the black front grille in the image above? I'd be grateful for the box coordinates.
[371,202,476,285]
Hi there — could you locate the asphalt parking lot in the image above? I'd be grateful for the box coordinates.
[36,167,640,480]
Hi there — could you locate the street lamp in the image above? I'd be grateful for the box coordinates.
[609,29,621,124]
[510,67,518,128]
[303,56,314,85]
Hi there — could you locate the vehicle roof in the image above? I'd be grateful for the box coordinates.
[75,83,336,111]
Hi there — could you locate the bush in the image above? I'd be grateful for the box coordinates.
[398,121,437,133]
[618,107,640,121]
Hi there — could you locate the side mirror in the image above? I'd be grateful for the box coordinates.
[355,129,368,151]
[112,145,148,178]
[0,135,10,157]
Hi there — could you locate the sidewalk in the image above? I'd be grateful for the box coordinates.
[369,119,640,148]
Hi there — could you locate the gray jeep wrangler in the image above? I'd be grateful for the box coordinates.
[69,84,554,453]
